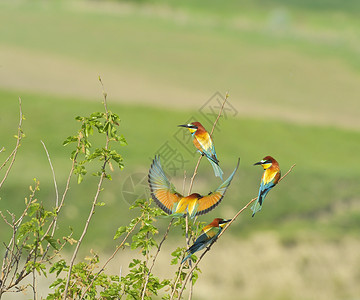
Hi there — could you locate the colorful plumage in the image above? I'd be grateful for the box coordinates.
[148,155,239,218]
[252,156,281,217]
[182,218,231,263]
[178,122,224,180]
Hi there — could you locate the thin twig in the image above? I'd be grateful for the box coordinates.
[63,168,107,298]
[176,164,296,300]
[39,141,80,246]
[188,92,229,196]
[0,180,39,294]
[63,77,110,299]
[40,141,60,261]
[168,171,188,300]
[169,263,185,300]
[141,219,174,300]
[187,157,202,196]
[32,230,39,300]
[40,141,59,207]
[209,91,229,137]
[81,213,145,298]
[184,92,229,300]
[0,98,24,189]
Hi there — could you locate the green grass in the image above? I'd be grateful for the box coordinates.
[1,88,359,251]
[1,0,360,130]
[0,0,359,250]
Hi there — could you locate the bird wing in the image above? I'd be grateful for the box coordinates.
[148,156,183,214]
[202,224,221,239]
[258,169,281,205]
[263,168,280,186]
[194,132,219,163]
[187,226,219,253]
[195,158,240,216]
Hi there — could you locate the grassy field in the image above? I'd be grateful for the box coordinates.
[1,87,360,299]
[1,87,359,243]
[1,1,360,299]
[1,0,360,130]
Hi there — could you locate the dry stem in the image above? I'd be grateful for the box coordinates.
[0,98,24,189]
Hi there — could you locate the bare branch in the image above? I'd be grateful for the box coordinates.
[80,213,144,298]
[187,92,229,196]
[176,164,296,299]
[209,91,229,137]
[40,140,59,208]
[184,92,229,299]
[169,263,185,300]
[141,219,174,300]
[0,98,24,189]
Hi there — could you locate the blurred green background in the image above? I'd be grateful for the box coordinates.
[1,0,360,299]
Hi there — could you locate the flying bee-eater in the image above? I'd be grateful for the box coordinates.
[178,122,224,180]
[148,155,239,218]
[182,218,231,263]
[252,156,281,217]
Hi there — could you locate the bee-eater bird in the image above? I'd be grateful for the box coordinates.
[178,122,224,180]
[181,218,231,263]
[252,156,281,217]
[148,155,239,218]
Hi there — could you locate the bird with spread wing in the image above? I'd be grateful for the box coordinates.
[148,155,239,218]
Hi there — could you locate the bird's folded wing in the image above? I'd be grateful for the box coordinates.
[148,156,182,214]
[195,133,218,162]
[202,225,220,239]
[263,169,279,185]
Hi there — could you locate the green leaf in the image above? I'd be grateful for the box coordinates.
[44,235,59,250]
[63,135,77,146]
[28,203,40,217]
[77,173,83,184]
[114,226,127,240]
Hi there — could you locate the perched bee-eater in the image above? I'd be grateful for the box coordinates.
[148,155,239,218]
[182,218,231,263]
[178,122,224,180]
[252,156,281,217]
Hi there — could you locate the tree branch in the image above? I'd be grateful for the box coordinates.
[141,219,174,300]
[0,98,24,189]
[176,163,296,299]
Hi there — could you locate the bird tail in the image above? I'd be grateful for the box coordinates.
[251,195,263,217]
[181,252,192,264]
[181,243,201,264]
[209,159,224,181]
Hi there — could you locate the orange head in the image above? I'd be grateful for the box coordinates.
[254,156,279,170]
[178,121,206,134]
[209,218,232,228]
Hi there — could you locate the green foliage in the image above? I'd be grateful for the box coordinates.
[63,109,126,184]
[0,98,204,299]
[46,198,186,299]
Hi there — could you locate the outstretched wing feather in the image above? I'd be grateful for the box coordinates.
[148,156,182,214]
[196,158,240,216]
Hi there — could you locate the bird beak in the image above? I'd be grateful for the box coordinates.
[178,124,197,129]
[220,219,232,225]
[254,161,262,166]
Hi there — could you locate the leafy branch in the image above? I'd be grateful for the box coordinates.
[62,77,126,299]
